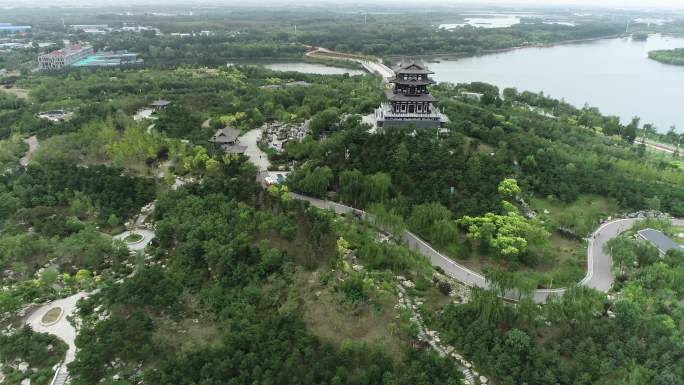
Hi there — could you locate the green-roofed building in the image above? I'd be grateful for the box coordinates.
[71,51,144,68]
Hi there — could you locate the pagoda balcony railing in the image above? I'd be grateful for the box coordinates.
[376,102,446,120]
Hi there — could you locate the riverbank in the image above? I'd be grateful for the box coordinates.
[648,47,684,66]
[385,33,626,61]
[229,56,364,71]
[426,34,684,132]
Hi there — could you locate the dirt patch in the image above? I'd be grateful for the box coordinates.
[420,286,453,314]
[1,87,29,100]
[153,316,221,355]
[152,295,221,356]
[287,269,407,360]
[20,135,39,167]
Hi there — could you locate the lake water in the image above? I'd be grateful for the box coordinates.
[259,62,365,76]
[439,15,522,29]
[437,12,573,30]
[429,34,684,132]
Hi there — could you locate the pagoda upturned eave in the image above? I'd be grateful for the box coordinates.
[385,90,436,102]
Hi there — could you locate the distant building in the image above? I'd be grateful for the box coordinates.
[38,44,94,71]
[0,24,32,33]
[375,62,448,129]
[460,91,484,101]
[209,126,247,154]
[0,42,26,50]
[132,100,170,121]
[120,25,160,35]
[71,51,144,68]
[36,109,71,123]
[70,24,110,34]
[637,228,684,255]
[149,99,171,111]
[70,24,109,30]
[263,171,288,186]
[39,44,143,71]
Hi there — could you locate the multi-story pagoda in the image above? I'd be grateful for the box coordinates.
[375,61,448,129]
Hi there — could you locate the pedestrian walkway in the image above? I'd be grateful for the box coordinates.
[50,364,68,385]
[25,292,91,385]
[19,135,39,167]
[396,283,480,384]
[239,129,270,171]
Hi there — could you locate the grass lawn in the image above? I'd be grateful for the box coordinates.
[523,232,586,288]
[465,136,495,155]
[445,232,586,289]
[627,218,684,240]
[673,227,684,244]
[531,194,618,236]
[41,307,62,324]
[1,86,29,100]
[124,233,144,243]
[430,195,596,289]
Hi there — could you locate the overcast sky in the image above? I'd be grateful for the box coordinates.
[329,0,684,8]
[463,0,683,7]
[4,0,684,9]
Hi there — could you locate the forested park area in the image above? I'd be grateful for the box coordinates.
[2,58,684,384]
[284,81,684,287]
[2,5,684,385]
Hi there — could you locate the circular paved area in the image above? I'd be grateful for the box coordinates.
[113,229,155,251]
[25,292,87,364]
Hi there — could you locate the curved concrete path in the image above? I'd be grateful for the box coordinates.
[289,192,683,303]
[25,292,88,364]
[113,229,155,251]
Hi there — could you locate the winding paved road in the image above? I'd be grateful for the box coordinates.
[239,126,681,303]
[635,138,683,158]
[289,193,684,303]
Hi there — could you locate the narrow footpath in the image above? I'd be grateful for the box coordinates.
[19,135,39,167]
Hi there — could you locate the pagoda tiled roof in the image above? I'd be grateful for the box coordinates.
[394,62,434,75]
[209,126,241,144]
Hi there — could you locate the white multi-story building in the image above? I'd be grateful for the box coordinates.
[38,44,94,71]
